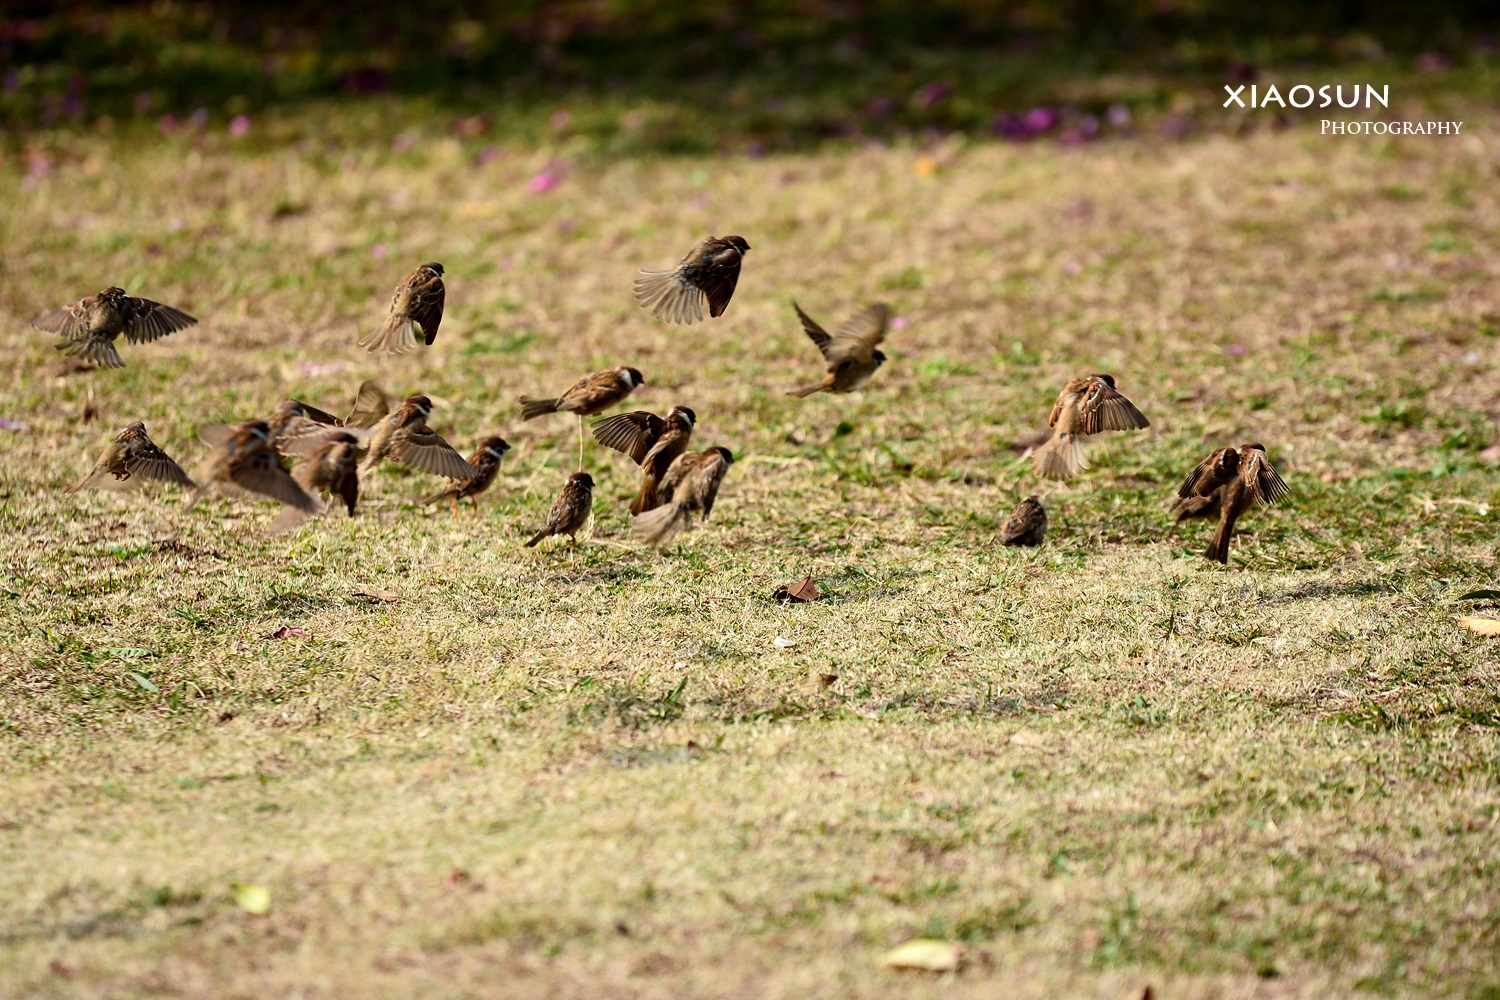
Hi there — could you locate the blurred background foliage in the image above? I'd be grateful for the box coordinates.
[2,1,1497,152]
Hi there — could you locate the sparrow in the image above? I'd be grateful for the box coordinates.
[362,395,476,480]
[786,301,890,397]
[634,446,734,547]
[525,471,594,547]
[634,235,750,324]
[422,435,510,516]
[1176,443,1290,564]
[186,419,321,523]
[591,405,696,514]
[272,431,361,531]
[1033,374,1150,480]
[264,399,344,455]
[33,286,197,369]
[999,496,1047,546]
[359,262,445,354]
[520,367,645,467]
[66,421,194,493]
[274,380,392,462]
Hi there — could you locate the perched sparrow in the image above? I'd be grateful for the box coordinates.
[33,286,197,369]
[291,431,361,517]
[1181,443,1290,564]
[591,405,696,514]
[525,472,594,547]
[521,367,645,467]
[422,435,510,516]
[1033,374,1150,480]
[786,302,890,397]
[634,446,734,547]
[362,395,475,480]
[359,262,445,354]
[187,419,321,523]
[634,236,750,324]
[67,421,194,493]
[999,496,1047,546]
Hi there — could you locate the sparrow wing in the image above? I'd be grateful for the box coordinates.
[591,411,665,464]
[699,257,742,319]
[127,442,195,488]
[228,452,321,511]
[32,300,90,340]
[698,456,729,519]
[654,451,699,506]
[198,424,236,448]
[390,427,477,479]
[1080,384,1150,434]
[557,371,623,415]
[793,302,834,359]
[123,298,197,344]
[1177,448,1239,499]
[412,278,445,346]
[826,303,891,364]
[288,401,343,426]
[634,268,704,325]
[1241,450,1290,506]
[345,380,391,428]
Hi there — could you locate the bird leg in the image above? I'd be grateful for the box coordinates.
[451,496,460,518]
[576,415,584,470]
[471,497,480,515]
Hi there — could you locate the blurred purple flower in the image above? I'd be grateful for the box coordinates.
[549,108,572,131]
[339,68,390,94]
[1023,107,1057,132]
[475,145,500,166]
[0,418,27,431]
[557,219,577,235]
[190,107,208,129]
[1106,103,1131,128]
[169,217,185,232]
[134,90,154,113]
[299,361,348,376]
[1226,344,1248,356]
[158,113,181,132]
[527,171,560,194]
[229,114,250,137]
[891,316,909,331]
[2,70,17,94]
[1061,259,1082,275]
[1416,52,1452,73]
[25,151,52,178]
[63,93,84,118]
[371,243,388,260]
[745,141,768,159]
[911,82,953,109]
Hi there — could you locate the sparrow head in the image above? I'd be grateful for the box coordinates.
[274,400,306,417]
[419,262,444,277]
[480,436,511,460]
[568,471,595,490]
[620,367,646,388]
[722,235,751,254]
[1092,373,1117,388]
[101,286,127,299]
[872,349,888,367]
[325,430,359,445]
[241,419,272,442]
[121,420,147,436]
[708,446,735,465]
[403,395,433,417]
[669,405,697,426]
[1240,442,1267,453]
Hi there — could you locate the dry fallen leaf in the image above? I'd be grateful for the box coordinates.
[1458,617,1500,636]
[354,590,400,603]
[230,882,271,915]
[880,939,964,973]
[772,575,820,603]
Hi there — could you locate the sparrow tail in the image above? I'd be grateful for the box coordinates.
[358,316,417,355]
[421,489,455,507]
[524,529,551,548]
[518,396,560,421]
[633,502,689,546]
[1033,433,1085,480]
[786,382,826,398]
[634,270,703,325]
[57,337,125,369]
[629,470,660,516]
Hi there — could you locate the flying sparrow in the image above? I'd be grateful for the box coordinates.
[67,421,194,493]
[362,394,476,480]
[33,286,197,369]
[272,431,361,531]
[422,435,510,516]
[525,471,594,547]
[264,399,344,455]
[277,379,392,462]
[999,496,1047,546]
[786,302,890,397]
[1032,374,1150,480]
[591,405,696,514]
[1179,443,1289,564]
[186,419,321,523]
[634,235,750,324]
[520,366,645,466]
[633,446,734,547]
[359,262,445,354]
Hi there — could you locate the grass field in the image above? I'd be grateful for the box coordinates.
[2,94,1500,999]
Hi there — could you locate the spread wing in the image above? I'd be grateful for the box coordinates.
[227,452,320,511]
[1177,448,1239,499]
[591,411,665,464]
[198,424,236,448]
[793,302,834,360]
[699,258,742,319]
[827,303,890,364]
[127,443,195,488]
[346,380,391,428]
[123,298,197,344]
[1080,384,1149,433]
[698,457,729,519]
[32,299,90,340]
[1241,450,1290,506]
[390,427,477,479]
[412,281,445,346]
[288,401,343,426]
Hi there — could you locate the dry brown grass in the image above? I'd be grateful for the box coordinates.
[2,105,1499,998]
